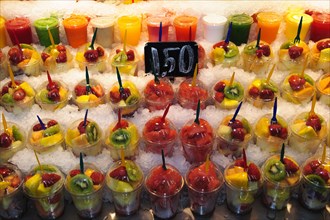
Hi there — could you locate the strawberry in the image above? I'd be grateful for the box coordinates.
[214,92,224,103]
[191,175,210,191]
[314,167,329,182]
[214,81,226,92]
[109,90,121,103]
[247,163,261,181]
[109,166,128,181]
[11,176,21,188]
[47,120,58,128]
[234,159,246,168]
[0,167,12,178]
[303,164,313,175]
[69,169,81,177]
[309,160,321,170]
[283,158,299,174]
[42,173,61,187]
[90,171,104,185]
[74,85,87,96]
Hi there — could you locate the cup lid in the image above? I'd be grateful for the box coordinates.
[90,16,115,28]
[202,14,227,26]
[34,17,59,29]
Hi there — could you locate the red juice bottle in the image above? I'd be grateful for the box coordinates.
[5,17,33,44]
[310,13,330,42]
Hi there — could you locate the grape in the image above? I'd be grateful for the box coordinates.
[96,47,105,57]
[288,75,306,91]
[47,82,59,91]
[56,45,66,52]
[8,47,23,65]
[214,81,226,92]
[288,46,303,59]
[84,50,99,62]
[1,86,9,95]
[47,89,60,102]
[47,120,58,127]
[78,120,89,134]
[256,49,264,58]
[228,120,244,129]
[56,52,67,63]
[0,133,12,148]
[12,88,26,101]
[248,86,260,98]
[268,124,283,137]
[126,50,135,61]
[231,128,246,141]
[316,40,330,51]
[261,45,271,57]
[41,52,50,62]
[259,89,274,100]
[33,124,43,131]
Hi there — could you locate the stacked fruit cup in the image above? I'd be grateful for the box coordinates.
[315,73,330,106]
[309,38,330,73]
[73,79,105,110]
[110,44,139,76]
[41,44,73,74]
[76,43,107,73]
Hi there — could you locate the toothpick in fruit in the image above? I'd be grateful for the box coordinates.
[80,152,84,174]
[194,100,201,125]
[37,115,46,130]
[83,109,88,127]
[90,28,98,50]
[161,104,171,123]
[161,149,167,170]
[1,113,8,134]
[225,22,232,44]
[205,154,210,174]
[229,72,235,86]
[85,66,91,94]
[120,148,126,166]
[34,150,43,173]
[242,148,247,170]
[7,64,17,88]
[230,101,243,123]
[47,27,55,49]
[309,93,317,117]
[321,143,326,164]
[191,64,198,87]
[294,16,303,44]
[266,64,276,84]
[271,97,278,124]
[280,143,285,163]
[256,28,261,49]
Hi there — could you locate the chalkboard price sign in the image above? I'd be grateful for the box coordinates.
[144,42,198,77]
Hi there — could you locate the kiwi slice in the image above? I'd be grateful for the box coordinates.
[86,122,98,144]
[244,44,257,55]
[224,44,239,58]
[109,129,131,149]
[33,165,57,173]
[306,174,326,187]
[265,159,286,182]
[43,124,60,137]
[125,95,139,105]
[303,74,314,86]
[262,81,278,93]
[39,89,54,104]
[1,93,14,104]
[224,82,244,100]
[69,174,93,195]
[280,41,294,49]
[125,160,142,182]
[12,125,23,141]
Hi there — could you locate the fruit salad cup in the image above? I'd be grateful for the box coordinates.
[73,79,105,110]
[28,119,64,154]
[216,115,253,157]
[75,43,107,73]
[300,156,330,210]
[7,44,41,76]
[262,155,301,210]
[185,161,224,216]
[210,41,240,67]
[212,79,244,110]
[309,38,330,73]
[41,44,73,74]
[108,80,141,117]
[177,78,209,110]
[246,78,279,108]
[143,116,177,157]
[65,163,105,218]
[242,40,273,75]
[278,40,310,72]
[104,119,139,161]
[0,80,35,113]
[0,50,7,81]
[180,119,214,163]
[254,114,289,153]
[65,118,102,157]
[316,73,330,106]
[106,159,144,215]
[23,164,65,219]
[281,73,315,104]
[289,112,328,153]
[224,158,263,215]
[0,163,26,219]
[0,122,25,162]
[35,80,69,111]
[110,45,139,76]
[145,164,184,219]
[143,77,175,111]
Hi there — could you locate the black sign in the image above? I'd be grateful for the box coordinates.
[144,42,198,78]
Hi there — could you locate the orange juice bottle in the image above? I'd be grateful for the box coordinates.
[63,15,88,48]
[0,16,6,48]
[173,15,198,41]
[257,12,282,44]
[117,15,141,46]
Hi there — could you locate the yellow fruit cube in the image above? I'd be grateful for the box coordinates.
[19,82,35,96]
[40,133,63,147]
[76,95,90,103]
[226,171,248,188]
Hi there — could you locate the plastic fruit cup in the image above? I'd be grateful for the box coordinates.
[284,13,313,41]
[0,162,26,219]
[216,115,253,157]
[224,161,262,215]
[90,16,115,48]
[143,78,175,111]
[75,43,107,73]
[8,44,41,77]
[299,156,330,210]
[310,13,330,42]
[177,78,209,110]
[5,17,33,44]
[173,15,198,41]
[145,164,184,219]
[254,114,288,153]
[63,15,88,48]
[117,15,141,46]
[65,163,105,218]
[202,14,227,43]
[110,45,139,76]
[288,112,328,153]
[104,120,139,161]
[146,16,171,42]
[106,160,144,215]
[0,51,7,81]
[227,14,253,46]
[142,116,177,157]
[0,122,26,163]
[212,80,244,110]
[42,44,74,74]
[185,162,224,216]
[35,80,70,111]
[261,155,301,210]
[309,38,330,73]
[72,79,105,110]
[0,16,6,48]
[34,17,60,47]
[23,164,65,219]
[28,118,64,154]
[65,119,103,157]
[256,12,281,44]
[316,73,330,106]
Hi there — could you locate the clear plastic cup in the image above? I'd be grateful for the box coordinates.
[284,13,313,41]
[0,50,7,81]
[202,14,227,43]
[256,12,281,44]
[110,45,139,76]
[309,38,330,73]
[90,16,115,48]
[212,79,244,110]
[316,73,330,106]
[210,41,240,67]
[63,15,88,48]
[42,44,73,74]
[146,16,171,42]
[75,43,107,73]
[5,17,33,44]
[117,15,141,46]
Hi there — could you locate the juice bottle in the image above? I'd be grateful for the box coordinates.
[63,15,88,48]
[117,16,141,46]
[90,16,115,48]
[146,16,171,42]
[310,13,330,42]
[34,17,60,47]
[173,15,198,41]
[0,16,6,48]
[257,12,282,44]
[227,14,253,45]
[202,14,227,43]
[5,17,33,44]
[284,13,313,41]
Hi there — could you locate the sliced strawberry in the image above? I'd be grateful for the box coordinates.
[309,160,321,170]
[109,166,128,181]
[109,90,121,103]
[74,85,87,96]
[214,92,224,103]
[314,167,329,182]
[91,85,104,98]
[78,120,89,134]
[69,169,81,177]
[214,81,226,92]
[247,163,261,181]
[283,158,299,174]
[303,164,313,175]
[90,171,104,185]
[42,173,61,187]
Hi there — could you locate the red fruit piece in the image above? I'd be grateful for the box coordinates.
[41,52,50,62]
[0,133,12,148]
[33,124,43,131]
[191,175,210,191]
[268,124,283,137]
[91,85,104,98]
[213,41,228,52]
[283,158,299,174]
[280,127,288,139]
[56,52,67,63]
[314,167,329,182]
[261,45,271,57]
[109,166,128,181]
[231,128,246,142]
[256,49,264,58]
[90,171,104,185]
[306,115,322,132]
[109,90,121,103]
[1,86,9,96]
[303,164,313,175]
[316,40,330,51]
[84,50,99,62]
[120,88,131,101]
[69,169,81,177]
[78,120,89,134]
[42,173,61,187]
[47,82,59,91]
[249,86,260,98]
[126,50,135,61]
[288,46,303,59]
[47,120,58,128]
[8,47,23,65]
[214,92,224,103]
[228,120,243,129]
[259,89,274,100]
[214,81,226,92]
[74,85,87,96]
[56,45,66,52]
[112,120,129,131]
[47,89,60,102]
[11,176,20,188]
[96,47,105,57]
[0,167,12,177]
[13,88,26,101]
[247,163,261,181]
[234,159,246,168]
[288,75,306,91]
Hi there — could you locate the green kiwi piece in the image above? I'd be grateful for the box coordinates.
[241,118,251,133]
[39,89,54,104]
[109,129,131,149]
[1,93,14,104]
[125,160,142,182]
[125,95,139,105]
[306,174,326,187]
[280,41,294,49]
[265,159,286,182]
[43,124,60,137]
[12,125,23,141]
[244,44,257,55]
[262,81,278,93]
[224,82,244,100]
[224,43,239,58]
[33,165,57,173]
[86,122,99,144]
[303,74,314,86]
[113,52,127,64]
[69,174,94,195]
